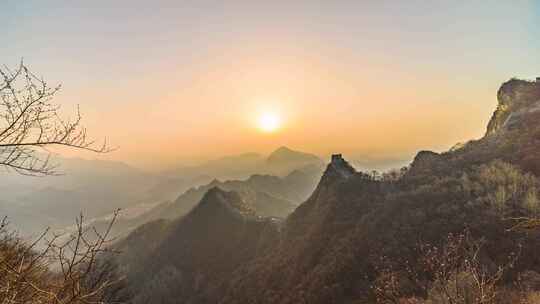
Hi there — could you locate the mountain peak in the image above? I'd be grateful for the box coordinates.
[267,146,321,164]
[274,146,293,153]
[196,187,256,217]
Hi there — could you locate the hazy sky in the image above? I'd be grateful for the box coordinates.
[2,1,539,169]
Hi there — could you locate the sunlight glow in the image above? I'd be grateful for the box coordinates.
[258,111,281,133]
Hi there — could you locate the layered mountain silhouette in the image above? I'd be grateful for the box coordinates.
[75,147,330,242]
[96,166,321,241]
[165,146,324,181]
[115,78,540,303]
[266,146,324,175]
[65,146,320,236]
[156,172,313,218]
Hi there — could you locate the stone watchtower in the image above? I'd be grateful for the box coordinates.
[331,154,344,164]
[328,154,355,179]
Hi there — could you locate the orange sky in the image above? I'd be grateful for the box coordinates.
[3,1,539,170]
[55,44,497,168]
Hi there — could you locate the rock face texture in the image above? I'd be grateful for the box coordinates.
[486,78,540,135]
[407,150,441,176]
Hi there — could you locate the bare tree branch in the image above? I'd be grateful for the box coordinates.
[0,210,126,303]
[0,61,113,176]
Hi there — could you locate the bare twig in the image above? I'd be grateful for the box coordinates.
[0,210,126,303]
[0,61,113,176]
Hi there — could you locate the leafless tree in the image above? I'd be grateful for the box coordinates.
[0,211,126,303]
[0,60,112,176]
[0,60,125,303]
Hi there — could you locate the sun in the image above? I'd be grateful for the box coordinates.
[258,111,281,133]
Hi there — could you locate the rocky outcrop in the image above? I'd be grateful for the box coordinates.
[486,78,540,135]
[407,150,441,177]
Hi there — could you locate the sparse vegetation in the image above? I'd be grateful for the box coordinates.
[0,213,126,303]
[0,63,122,303]
[373,231,519,304]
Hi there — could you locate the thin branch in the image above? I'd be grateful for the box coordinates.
[0,61,114,176]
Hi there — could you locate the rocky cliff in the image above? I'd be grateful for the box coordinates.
[486,78,540,136]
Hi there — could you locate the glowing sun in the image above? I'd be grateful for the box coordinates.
[258,111,281,133]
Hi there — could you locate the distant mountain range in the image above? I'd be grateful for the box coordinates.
[0,146,324,237]
[164,146,324,180]
[90,160,323,240]
[0,156,180,236]
[112,78,540,303]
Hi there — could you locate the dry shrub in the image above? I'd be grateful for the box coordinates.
[0,212,125,303]
[374,231,519,304]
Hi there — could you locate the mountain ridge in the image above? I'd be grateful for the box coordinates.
[164,146,324,181]
[122,187,280,304]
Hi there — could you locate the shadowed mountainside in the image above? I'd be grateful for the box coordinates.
[116,188,280,304]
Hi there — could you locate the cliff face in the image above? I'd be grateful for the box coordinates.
[406,78,540,179]
[485,79,540,136]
